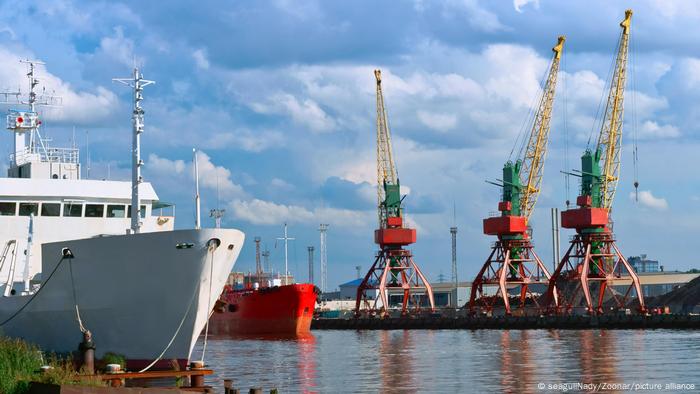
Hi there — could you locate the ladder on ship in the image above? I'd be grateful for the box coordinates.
[0,240,18,297]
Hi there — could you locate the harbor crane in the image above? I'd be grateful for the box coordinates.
[469,36,565,316]
[544,10,645,315]
[355,69,435,317]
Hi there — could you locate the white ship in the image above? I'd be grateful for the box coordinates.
[0,62,244,369]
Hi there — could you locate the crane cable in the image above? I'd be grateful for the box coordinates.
[561,48,571,208]
[631,22,640,202]
[509,58,550,163]
[587,32,622,150]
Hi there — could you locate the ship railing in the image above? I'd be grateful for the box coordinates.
[10,147,79,166]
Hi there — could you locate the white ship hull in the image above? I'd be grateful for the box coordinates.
[0,228,243,368]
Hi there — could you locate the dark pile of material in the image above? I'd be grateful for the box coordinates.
[647,275,700,313]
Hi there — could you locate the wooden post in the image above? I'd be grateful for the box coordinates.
[224,379,233,394]
[249,388,262,394]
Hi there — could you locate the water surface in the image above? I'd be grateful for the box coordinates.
[193,330,700,393]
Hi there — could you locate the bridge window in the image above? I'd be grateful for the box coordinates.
[85,204,104,218]
[18,203,39,216]
[0,202,16,216]
[41,203,61,217]
[107,204,126,218]
[127,205,147,219]
[63,203,83,217]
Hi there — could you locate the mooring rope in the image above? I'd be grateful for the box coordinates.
[68,257,89,334]
[138,277,199,373]
[140,245,217,373]
[199,248,216,363]
[0,255,65,327]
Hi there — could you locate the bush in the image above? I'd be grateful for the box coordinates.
[0,337,104,393]
[0,337,43,394]
[99,352,126,370]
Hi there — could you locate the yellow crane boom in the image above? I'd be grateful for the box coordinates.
[597,9,632,210]
[519,35,565,220]
[374,69,399,227]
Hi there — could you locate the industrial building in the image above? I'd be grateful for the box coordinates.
[331,270,699,309]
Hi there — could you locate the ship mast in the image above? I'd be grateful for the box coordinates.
[2,60,62,170]
[113,68,155,234]
[276,223,295,285]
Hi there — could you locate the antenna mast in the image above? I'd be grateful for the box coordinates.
[2,60,63,169]
[254,237,262,282]
[193,149,201,229]
[319,223,329,293]
[113,68,155,234]
[307,246,315,284]
[276,223,295,285]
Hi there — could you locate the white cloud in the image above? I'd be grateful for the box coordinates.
[630,190,668,211]
[417,110,457,132]
[229,198,372,229]
[230,198,315,225]
[192,48,209,70]
[270,178,294,190]
[251,93,336,133]
[443,0,507,32]
[648,0,700,19]
[513,0,539,13]
[148,104,284,152]
[147,152,246,199]
[272,0,323,20]
[0,46,118,124]
[637,120,680,139]
[99,27,141,68]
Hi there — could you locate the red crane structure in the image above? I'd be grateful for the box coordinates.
[468,36,565,316]
[355,70,435,317]
[544,10,646,315]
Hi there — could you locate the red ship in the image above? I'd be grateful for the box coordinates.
[208,283,318,335]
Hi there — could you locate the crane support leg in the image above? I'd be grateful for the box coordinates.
[355,248,434,317]
[545,232,646,315]
[468,238,551,316]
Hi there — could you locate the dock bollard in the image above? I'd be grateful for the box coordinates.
[78,330,95,375]
[190,361,205,388]
[249,388,262,394]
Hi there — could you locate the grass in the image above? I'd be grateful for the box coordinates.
[0,337,43,394]
[0,337,105,394]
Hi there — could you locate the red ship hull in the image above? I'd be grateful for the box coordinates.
[208,284,317,335]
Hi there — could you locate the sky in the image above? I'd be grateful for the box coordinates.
[0,0,699,290]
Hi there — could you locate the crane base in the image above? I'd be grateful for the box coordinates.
[543,232,646,315]
[468,238,554,316]
[355,248,434,317]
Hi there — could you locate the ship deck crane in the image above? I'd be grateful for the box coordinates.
[355,69,434,317]
[468,36,565,316]
[544,9,645,315]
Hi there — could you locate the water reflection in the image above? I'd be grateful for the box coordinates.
[296,333,317,393]
[379,330,416,393]
[193,329,700,393]
[579,330,618,386]
[498,330,536,393]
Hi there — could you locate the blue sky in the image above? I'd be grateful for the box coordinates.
[1,0,699,289]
